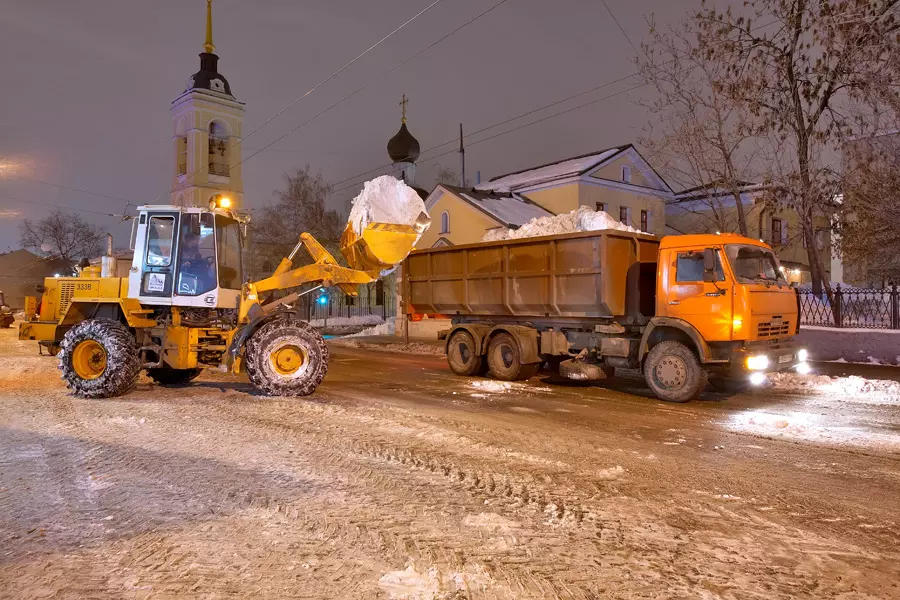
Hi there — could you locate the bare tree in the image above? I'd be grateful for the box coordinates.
[19,209,105,262]
[694,0,900,296]
[840,133,900,284]
[637,15,759,236]
[435,166,469,188]
[250,166,343,275]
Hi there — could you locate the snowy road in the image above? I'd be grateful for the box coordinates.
[1,327,899,599]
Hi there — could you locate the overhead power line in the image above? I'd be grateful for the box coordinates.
[600,0,639,55]
[1,195,129,219]
[152,0,446,204]
[227,0,512,181]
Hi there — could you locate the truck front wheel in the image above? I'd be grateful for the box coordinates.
[487,333,539,381]
[245,316,328,396]
[447,330,487,377]
[644,341,707,403]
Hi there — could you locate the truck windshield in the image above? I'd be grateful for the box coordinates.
[725,244,786,285]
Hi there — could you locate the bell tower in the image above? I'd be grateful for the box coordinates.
[170,0,245,209]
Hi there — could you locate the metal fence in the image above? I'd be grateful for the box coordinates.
[295,282,396,325]
[800,285,900,329]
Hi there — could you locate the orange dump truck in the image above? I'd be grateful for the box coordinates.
[404,230,808,402]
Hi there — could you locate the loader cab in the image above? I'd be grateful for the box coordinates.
[129,205,245,309]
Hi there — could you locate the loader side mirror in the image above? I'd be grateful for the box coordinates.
[190,214,202,237]
[702,248,716,282]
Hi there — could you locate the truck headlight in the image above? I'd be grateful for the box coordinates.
[746,355,769,371]
[797,349,808,362]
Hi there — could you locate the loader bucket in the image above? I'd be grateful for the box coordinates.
[340,212,430,273]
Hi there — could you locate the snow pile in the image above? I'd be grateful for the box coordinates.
[348,175,429,237]
[469,380,514,393]
[482,205,641,242]
[344,320,396,338]
[768,372,900,402]
[329,339,445,356]
[308,315,383,328]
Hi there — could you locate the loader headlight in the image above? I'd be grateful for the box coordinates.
[749,372,766,386]
[797,349,808,362]
[746,355,769,371]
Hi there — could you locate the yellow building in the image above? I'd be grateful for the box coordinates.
[666,183,832,284]
[170,0,245,209]
[419,145,672,248]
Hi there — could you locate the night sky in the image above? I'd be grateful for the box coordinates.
[0,0,698,249]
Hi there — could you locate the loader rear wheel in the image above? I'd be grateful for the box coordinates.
[644,341,707,403]
[245,316,328,396]
[59,318,140,398]
[487,333,539,381]
[147,367,203,385]
[447,330,487,377]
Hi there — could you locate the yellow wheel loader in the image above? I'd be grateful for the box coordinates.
[19,195,429,398]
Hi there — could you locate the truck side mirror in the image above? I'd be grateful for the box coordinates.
[702,248,716,282]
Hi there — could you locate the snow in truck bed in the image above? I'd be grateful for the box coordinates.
[482,205,643,242]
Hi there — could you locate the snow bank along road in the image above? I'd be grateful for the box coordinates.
[1,327,898,599]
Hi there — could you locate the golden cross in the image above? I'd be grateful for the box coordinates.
[400,94,408,124]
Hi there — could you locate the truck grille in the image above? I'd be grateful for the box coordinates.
[757,318,791,338]
[58,282,76,317]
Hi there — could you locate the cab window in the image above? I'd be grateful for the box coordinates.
[176,213,217,296]
[215,214,243,289]
[146,216,175,267]
[675,251,725,282]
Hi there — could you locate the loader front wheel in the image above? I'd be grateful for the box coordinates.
[59,318,140,398]
[245,316,328,396]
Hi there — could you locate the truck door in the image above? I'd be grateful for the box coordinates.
[664,248,733,342]
[138,212,180,302]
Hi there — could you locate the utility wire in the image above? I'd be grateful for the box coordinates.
[326,71,641,192]
[10,176,136,205]
[227,0,512,182]
[329,82,645,200]
[152,0,445,204]
[1,195,128,219]
[600,0,639,54]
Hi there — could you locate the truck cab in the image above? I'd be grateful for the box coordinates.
[656,234,805,384]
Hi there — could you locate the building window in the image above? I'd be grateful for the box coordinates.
[640,210,649,232]
[596,202,607,213]
[771,218,783,245]
[440,211,450,234]
[619,206,630,225]
[177,137,187,176]
[209,122,229,177]
[622,165,632,183]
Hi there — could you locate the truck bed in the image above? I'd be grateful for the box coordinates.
[404,229,660,321]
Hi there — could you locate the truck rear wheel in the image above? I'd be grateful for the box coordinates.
[147,367,203,385]
[644,341,707,403]
[487,333,539,381]
[59,318,141,399]
[245,315,328,396]
[447,330,487,377]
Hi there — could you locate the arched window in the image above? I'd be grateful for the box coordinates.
[175,119,188,176]
[209,121,229,176]
[440,211,450,234]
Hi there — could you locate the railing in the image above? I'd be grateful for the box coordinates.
[800,284,900,329]
[297,285,396,326]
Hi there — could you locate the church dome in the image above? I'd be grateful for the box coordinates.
[186,52,233,97]
[387,122,420,163]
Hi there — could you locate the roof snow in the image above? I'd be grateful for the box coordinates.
[475,145,628,193]
[437,185,552,227]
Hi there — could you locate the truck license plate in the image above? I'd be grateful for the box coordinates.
[778,354,793,364]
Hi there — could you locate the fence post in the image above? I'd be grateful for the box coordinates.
[833,284,843,328]
[891,283,900,329]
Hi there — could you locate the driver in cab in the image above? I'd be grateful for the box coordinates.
[179,225,215,294]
